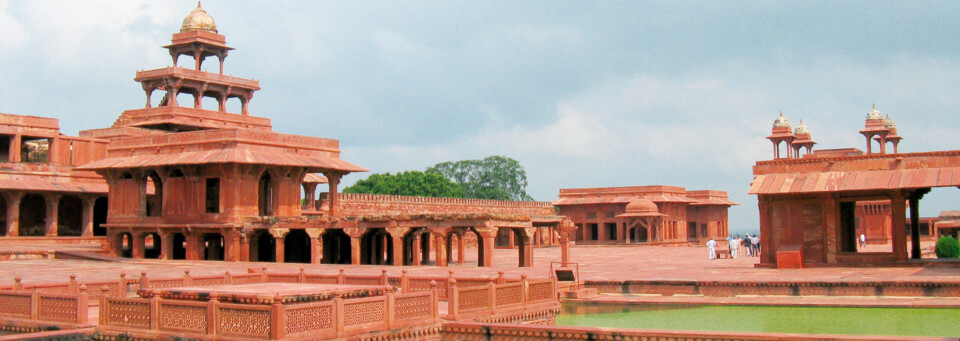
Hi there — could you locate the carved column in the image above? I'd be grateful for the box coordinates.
[890,192,908,262]
[270,228,290,263]
[387,227,409,266]
[160,232,173,260]
[132,233,145,259]
[80,196,97,237]
[323,172,343,217]
[185,230,200,260]
[344,227,364,265]
[458,233,466,265]
[517,227,537,267]
[306,228,325,264]
[302,183,318,211]
[223,230,239,262]
[475,224,499,268]
[412,231,422,266]
[429,227,451,267]
[238,232,250,262]
[44,193,61,237]
[4,192,23,237]
[8,134,21,163]
[558,219,576,267]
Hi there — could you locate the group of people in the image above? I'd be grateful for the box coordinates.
[705,234,760,260]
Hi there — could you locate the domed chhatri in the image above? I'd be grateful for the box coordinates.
[866,105,883,120]
[181,2,217,33]
[624,197,659,215]
[884,115,897,129]
[773,112,791,128]
[794,120,810,135]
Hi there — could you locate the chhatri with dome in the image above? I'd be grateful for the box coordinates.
[751,106,960,268]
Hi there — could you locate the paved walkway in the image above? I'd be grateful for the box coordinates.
[1,245,958,287]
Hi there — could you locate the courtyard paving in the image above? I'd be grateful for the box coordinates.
[1,244,958,287]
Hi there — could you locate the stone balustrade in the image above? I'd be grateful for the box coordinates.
[0,289,89,325]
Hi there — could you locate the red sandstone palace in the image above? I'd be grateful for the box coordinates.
[752,109,959,268]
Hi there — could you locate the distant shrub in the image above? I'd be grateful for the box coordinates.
[935,236,960,258]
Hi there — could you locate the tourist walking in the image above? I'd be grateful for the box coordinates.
[743,234,753,256]
[751,235,760,256]
[859,233,866,248]
[730,236,740,259]
[726,235,734,258]
[706,238,717,260]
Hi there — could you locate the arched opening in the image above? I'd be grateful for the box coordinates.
[201,93,219,111]
[171,233,186,260]
[175,92,193,108]
[93,197,108,236]
[360,228,392,265]
[420,232,431,265]
[284,229,311,263]
[258,172,274,216]
[249,230,275,262]
[145,172,162,217]
[225,96,243,114]
[322,229,351,264]
[144,232,162,259]
[117,232,133,258]
[19,194,46,236]
[57,195,83,236]
[202,233,224,261]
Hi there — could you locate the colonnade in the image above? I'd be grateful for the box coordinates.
[110,221,576,268]
[0,191,105,237]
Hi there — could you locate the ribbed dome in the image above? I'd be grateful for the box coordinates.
[773,112,791,128]
[794,120,810,135]
[884,115,896,129]
[866,105,883,120]
[625,197,659,214]
[181,3,217,33]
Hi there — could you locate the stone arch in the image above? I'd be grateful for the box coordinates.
[202,233,224,261]
[321,229,351,264]
[116,232,133,258]
[19,193,45,236]
[284,229,311,263]
[360,228,392,265]
[57,195,84,236]
[145,171,162,217]
[249,230,275,262]
[144,232,162,259]
[93,197,108,236]
[171,233,186,260]
[258,172,274,216]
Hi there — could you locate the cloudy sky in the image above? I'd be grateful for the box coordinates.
[2,1,959,233]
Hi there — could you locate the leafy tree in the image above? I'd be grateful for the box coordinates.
[342,171,463,198]
[426,155,534,201]
[935,235,960,258]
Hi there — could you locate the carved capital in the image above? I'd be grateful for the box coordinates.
[305,228,325,239]
[269,228,290,239]
[343,227,366,239]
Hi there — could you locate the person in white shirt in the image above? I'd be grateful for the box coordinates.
[706,238,717,260]
[730,236,740,259]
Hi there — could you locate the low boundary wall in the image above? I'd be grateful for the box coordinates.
[586,280,960,297]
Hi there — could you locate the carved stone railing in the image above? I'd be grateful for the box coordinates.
[0,289,89,325]
[99,280,439,340]
[445,275,559,321]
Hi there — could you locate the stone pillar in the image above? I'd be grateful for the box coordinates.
[909,190,928,260]
[238,233,250,262]
[474,225,498,268]
[48,137,59,165]
[890,192,908,262]
[44,194,61,236]
[185,231,200,261]
[430,228,449,267]
[8,134,21,163]
[136,175,148,217]
[344,228,364,265]
[271,228,289,263]
[387,227,408,266]
[324,172,342,217]
[4,192,23,237]
[412,232,422,266]
[421,232,431,265]
[302,183,318,210]
[223,231,239,262]
[458,233,466,265]
[306,228,325,264]
[132,233,145,259]
[80,196,96,237]
[160,232,173,260]
[558,220,576,267]
[518,228,536,267]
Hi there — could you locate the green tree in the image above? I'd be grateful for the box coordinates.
[342,171,463,198]
[426,155,534,201]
